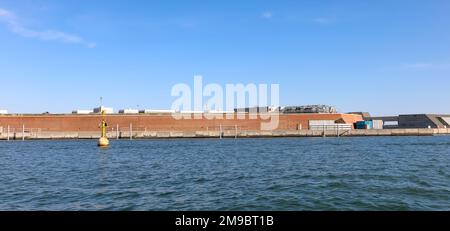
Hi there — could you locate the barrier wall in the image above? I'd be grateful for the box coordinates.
[0,113,363,132]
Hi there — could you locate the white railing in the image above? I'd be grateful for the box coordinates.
[0,125,42,140]
[309,124,353,131]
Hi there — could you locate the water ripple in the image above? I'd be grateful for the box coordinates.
[1,136,450,210]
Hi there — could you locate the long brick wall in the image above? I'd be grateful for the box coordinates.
[0,113,363,132]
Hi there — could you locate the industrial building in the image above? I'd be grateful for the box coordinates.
[235,105,337,114]
[346,112,449,129]
[398,114,450,128]
[282,105,337,114]
[4,103,449,134]
[344,112,383,129]
[347,112,372,121]
[0,104,365,134]
[370,116,399,129]
[371,114,450,129]
[0,111,363,132]
[234,106,279,113]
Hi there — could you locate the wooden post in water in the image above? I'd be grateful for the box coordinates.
[130,123,133,140]
[235,125,238,139]
[22,124,25,141]
[7,125,10,141]
[116,124,119,140]
[219,124,223,139]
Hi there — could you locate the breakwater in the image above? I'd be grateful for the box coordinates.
[1,128,449,140]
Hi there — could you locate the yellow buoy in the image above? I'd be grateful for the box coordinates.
[98,136,110,147]
[98,110,110,147]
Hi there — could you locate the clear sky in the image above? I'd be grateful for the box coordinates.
[0,0,449,116]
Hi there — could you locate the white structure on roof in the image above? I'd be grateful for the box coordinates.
[119,109,139,114]
[206,110,235,114]
[93,106,114,114]
[72,109,93,114]
[139,109,175,114]
[0,109,8,114]
[268,106,280,112]
[282,105,337,114]
[180,110,204,114]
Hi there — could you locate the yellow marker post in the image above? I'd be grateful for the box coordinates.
[98,110,110,147]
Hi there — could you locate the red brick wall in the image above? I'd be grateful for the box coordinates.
[0,113,363,132]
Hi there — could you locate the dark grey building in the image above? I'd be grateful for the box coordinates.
[371,114,450,129]
[398,114,450,129]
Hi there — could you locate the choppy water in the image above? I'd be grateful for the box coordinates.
[1,136,450,211]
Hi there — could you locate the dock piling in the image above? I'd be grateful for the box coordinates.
[22,124,25,141]
[7,125,10,141]
[116,124,119,140]
[130,123,133,140]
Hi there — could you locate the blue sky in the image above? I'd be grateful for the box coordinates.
[0,0,449,116]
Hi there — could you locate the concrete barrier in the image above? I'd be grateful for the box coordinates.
[142,131,158,138]
[0,128,449,140]
[238,131,248,137]
[283,130,297,136]
[245,131,260,137]
[361,130,379,136]
[376,129,392,136]
[405,129,420,136]
[391,129,407,136]
[208,131,221,137]
[78,132,100,139]
[348,130,366,136]
[437,128,450,135]
[169,132,183,138]
[418,129,434,136]
[183,132,197,138]
[272,131,287,137]
[157,132,171,138]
